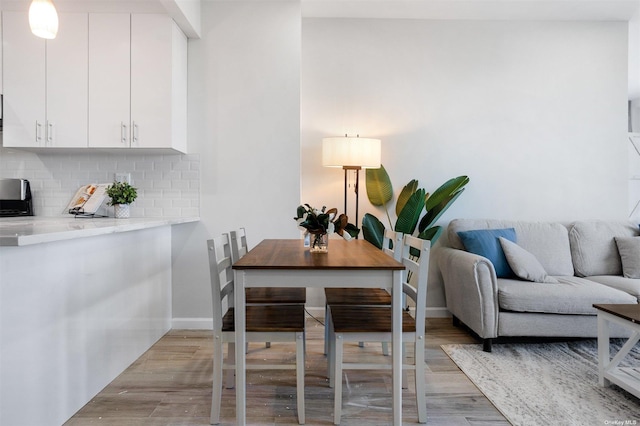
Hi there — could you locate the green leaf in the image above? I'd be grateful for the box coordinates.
[419,189,465,232]
[425,175,469,211]
[394,189,425,235]
[395,179,419,217]
[343,223,360,239]
[106,181,138,206]
[365,165,393,207]
[418,226,443,244]
[362,213,385,249]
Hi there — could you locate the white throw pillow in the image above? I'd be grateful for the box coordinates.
[614,236,640,278]
[498,237,559,283]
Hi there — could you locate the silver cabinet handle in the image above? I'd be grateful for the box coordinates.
[121,122,127,145]
[47,121,54,145]
[132,121,139,144]
[35,121,43,144]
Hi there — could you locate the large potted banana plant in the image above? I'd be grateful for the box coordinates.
[362,165,469,249]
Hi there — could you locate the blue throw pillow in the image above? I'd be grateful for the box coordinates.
[457,228,517,278]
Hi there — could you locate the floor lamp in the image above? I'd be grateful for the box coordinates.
[322,136,381,233]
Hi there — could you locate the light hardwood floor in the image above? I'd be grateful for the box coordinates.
[64,317,509,426]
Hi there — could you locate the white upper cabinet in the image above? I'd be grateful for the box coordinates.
[89,14,188,152]
[2,12,187,153]
[46,14,89,148]
[3,12,88,148]
[2,12,45,148]
[88,14,131,149]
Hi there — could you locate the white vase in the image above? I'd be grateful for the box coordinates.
[114,204,130,218]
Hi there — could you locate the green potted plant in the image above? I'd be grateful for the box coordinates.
[106,181,138,218]
[362,165,469,249]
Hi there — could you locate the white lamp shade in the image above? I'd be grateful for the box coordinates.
[322,137,381,168]
[29,0,59,40]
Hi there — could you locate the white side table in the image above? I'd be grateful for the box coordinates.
[594,303,640,399]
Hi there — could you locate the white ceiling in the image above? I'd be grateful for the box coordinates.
[301,0,640,21]
[0,0,166,13]
[2,0,639,21]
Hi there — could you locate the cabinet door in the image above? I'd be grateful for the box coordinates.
[2,12,46,147]
[46,13,88,147]
[130,14,173,149]
[88,13,131,148]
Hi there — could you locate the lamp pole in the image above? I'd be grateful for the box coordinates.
[322,135,381,239]
[343,165,362,235]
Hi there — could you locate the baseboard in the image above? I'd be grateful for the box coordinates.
[172,307,451,330]
[172,318,213,330]
[304,306,325,318]
[427,307,452,318]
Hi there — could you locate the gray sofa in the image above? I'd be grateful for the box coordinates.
[438,219,640,351]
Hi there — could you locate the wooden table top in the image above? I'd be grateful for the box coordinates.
[593,304,640,324]
[232,238,405,271]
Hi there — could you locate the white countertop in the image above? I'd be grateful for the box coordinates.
[0,216,200,246]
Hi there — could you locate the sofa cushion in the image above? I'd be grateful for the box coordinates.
[457,228,517,278]
[447,219,574,276]
[584,275,640,300]
[499,237,558,283]
[498,276,637,315]
[614,237,640,278]
[568,221,638,277]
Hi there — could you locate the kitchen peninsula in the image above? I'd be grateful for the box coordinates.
[0,216,199,426]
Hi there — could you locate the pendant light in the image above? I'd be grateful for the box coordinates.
[29,0,59,39]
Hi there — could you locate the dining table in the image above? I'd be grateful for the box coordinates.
[232,238,406,425]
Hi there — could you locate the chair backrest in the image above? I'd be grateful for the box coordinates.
[229,227,248,263]
[401,235,430,337]
[382,229,404,261]
[207,234,235,333]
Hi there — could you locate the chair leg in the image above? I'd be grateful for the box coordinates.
[210,335,223,425]
[324,303,329,355]
[402,343,408,389]
[333,334,343,425]
[296,332,306,425]
[225,343,235,389]
[415,339,427,423]
[328,332,335,387]
[326,306,334,381]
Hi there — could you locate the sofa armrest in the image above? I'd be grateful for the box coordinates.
[437,247,499,339]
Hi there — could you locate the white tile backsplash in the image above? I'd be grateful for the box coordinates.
[0,148,200,218]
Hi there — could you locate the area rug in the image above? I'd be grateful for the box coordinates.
[442,340,640,426]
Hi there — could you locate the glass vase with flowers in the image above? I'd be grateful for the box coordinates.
[294,204,359,252]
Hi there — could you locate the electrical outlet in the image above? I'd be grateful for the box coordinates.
[114,173,131,184]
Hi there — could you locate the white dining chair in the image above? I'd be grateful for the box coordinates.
[327,234,430,424]
[323,229,404,356]
[207,234,306,425]
[230,228,306,357]
[230,228,306,308]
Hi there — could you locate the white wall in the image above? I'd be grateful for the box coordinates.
[171,1,302,327]
[301,19,629,312]
[0,150,199,217]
